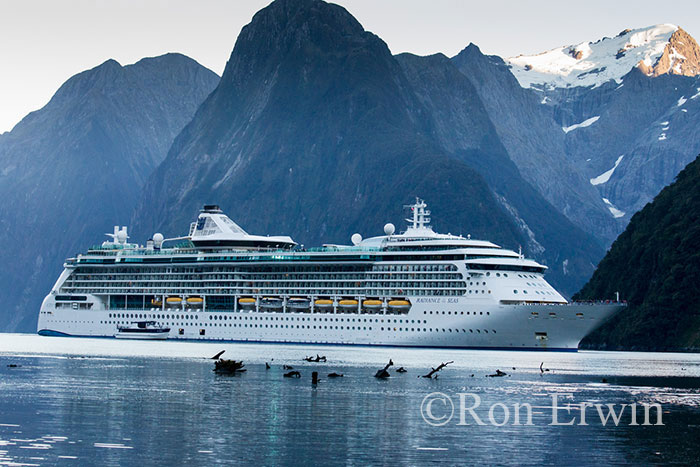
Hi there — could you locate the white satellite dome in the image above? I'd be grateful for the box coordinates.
[153,233,164,248]
[384,223,395,235]
[351,233,362,246]
[116,230,127,244]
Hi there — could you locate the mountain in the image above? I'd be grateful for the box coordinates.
[452,44,620,243]
[507,25,700,89]
[0,53,218,331]
[575,155,700,351]
[133,0,604,295]
[134,0,523,251]
[395,52,605,293]
[452,25,700,246]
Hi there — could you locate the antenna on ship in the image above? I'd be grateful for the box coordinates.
[404,197,432,230]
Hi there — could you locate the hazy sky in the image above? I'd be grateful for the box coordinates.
[1,0,699,133]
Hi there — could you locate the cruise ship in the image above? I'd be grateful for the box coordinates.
[37,199,624,350]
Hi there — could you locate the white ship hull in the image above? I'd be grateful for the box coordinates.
[38,297,620,351]
[37,200,624,351]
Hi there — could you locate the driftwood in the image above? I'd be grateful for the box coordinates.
[284,370,301,378]
[374,359,394,378]
[211,350,226,360]
[214,359,246,375]
[421,361,453,379]
[304,355,327,363]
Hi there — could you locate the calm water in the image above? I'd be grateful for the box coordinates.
[1,334,699,466]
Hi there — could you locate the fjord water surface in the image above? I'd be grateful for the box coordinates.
[1,334,699,466]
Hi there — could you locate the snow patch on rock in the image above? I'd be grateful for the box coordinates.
[590,155,624,185]
[602,198,626,218]
[563,116,600,133]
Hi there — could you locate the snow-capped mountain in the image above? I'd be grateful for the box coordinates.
[507,24,700,89]
[452,24,700,248]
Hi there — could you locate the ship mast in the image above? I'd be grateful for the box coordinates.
[405,197,431,230]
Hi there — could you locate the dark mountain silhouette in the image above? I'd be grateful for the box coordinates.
[0,53,218,331]
[576,155,700,351]
[133,0,602,296]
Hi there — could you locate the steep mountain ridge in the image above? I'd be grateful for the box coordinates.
[575,155,700,351]
[454,26,700,245]
[133,0,606,296]
[396,52,605,291]
[452,44,621,243]
[0,54,218,331]
[133,0,525,253]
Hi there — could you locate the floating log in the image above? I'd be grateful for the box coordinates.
[374,359,394,378]
[421,361,453,379]
[304,354,327,362]
[213,359,246,375]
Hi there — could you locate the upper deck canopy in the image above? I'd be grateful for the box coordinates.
[189,205,297,250]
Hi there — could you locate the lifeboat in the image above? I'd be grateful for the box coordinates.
[186,297,204,307]
[238,297,256,310]
[314,299,334,311]
[362,299,383,311]
[260,297,283,310]
[166,297,182,307]
[387,299,411,313]
[338,299,358,312]
[287,297,311,310]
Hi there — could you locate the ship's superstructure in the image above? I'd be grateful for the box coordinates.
[37,199,624,350]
